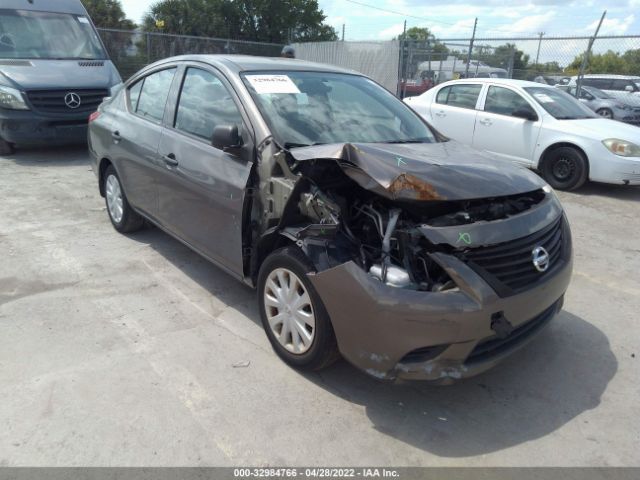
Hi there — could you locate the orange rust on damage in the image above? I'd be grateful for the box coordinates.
[387,173,444,200]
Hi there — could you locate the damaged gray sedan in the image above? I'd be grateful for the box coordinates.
[88,55,573,383]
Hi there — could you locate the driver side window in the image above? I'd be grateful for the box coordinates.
[484,86,534,117]
[174,68,243,141]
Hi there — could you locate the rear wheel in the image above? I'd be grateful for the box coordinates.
[258,247,339,371]
[540,146,588,191]
[596,108,613,119]
[103,165,144,233]
[0,138,15,156]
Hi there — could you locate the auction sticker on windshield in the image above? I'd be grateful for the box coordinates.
[246,75,301,94]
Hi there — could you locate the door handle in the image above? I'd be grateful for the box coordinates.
[111,130,121,142]
[479,118,493,126]
[163,153,179,167]
[435,111,446,117]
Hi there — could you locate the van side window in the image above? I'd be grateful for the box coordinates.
[435,86,450,104]
[174,68,243,141]
[128,81,143,111]
[611,79,636,91]
[445,84,482,109]
[135,68,177,123]
[484,86,534,117]
[583,78,611,89]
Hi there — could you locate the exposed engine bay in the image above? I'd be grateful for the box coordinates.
[249,141,548,293]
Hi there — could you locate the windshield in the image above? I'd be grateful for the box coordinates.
[242,71,436,147]
[524,87,596,120]
[0,9,106,60]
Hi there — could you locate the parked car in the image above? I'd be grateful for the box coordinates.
[557,85,640,124]
[0,0,122,154]
[89,55,573,383]
[533,75,570,86]
[405,78,640,190]
[568,75,640,105]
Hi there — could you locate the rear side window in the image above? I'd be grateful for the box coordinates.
[435,86,450,104]
[484,86,533,116]
[583,78,611,89]
[133,68,176,122]
[128,80,143,111]
[174,68,243,140]
[611,79,636,91]
[439,84,482,109]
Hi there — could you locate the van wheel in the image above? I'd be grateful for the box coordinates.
[541,146,588,191]
[596,108,613,119]
[103,165,144,233]
[0,138,15,156]
[258,247,339,371]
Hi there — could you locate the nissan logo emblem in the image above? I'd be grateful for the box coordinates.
[64,92,81,109]
[532,246,550,273]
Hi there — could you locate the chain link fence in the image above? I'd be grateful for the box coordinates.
[96,28,640,101]
[97,28,284,80]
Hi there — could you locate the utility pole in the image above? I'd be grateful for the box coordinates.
[576,10,606,97]
[535,31,544,66]
[341,24,345,41]
[465,18,477,78]
[396,20,407,97]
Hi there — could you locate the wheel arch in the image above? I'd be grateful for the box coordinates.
[537,142,590,177]
[98,157,114,197]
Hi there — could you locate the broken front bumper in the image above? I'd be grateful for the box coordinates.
[308,240,572,383]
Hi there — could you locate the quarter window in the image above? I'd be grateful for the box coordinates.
[175,68,243,140]
[128,80,142,111]
[437,84,482,109]
[133,68,176,122]
[484,86,534,116]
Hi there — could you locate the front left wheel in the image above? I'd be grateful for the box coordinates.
[257,247,339,371]
[103,165,144,233]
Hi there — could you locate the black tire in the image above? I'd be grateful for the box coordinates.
[540,146,589,191]
[596,108,613,119]
[257,246,340,371]
[103,165,144,233]
[0,138,15,156]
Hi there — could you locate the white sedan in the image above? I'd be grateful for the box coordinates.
[404,78,640,190]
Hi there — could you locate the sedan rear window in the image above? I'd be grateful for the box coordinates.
[134,68,176,123]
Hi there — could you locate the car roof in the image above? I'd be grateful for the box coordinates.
[570,74,640,80]
[439,78,549,89]
[2,0,88,14]
[144,54,359,76]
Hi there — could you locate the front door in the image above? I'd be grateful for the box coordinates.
[155,66,253,277]
[473,85,541,166]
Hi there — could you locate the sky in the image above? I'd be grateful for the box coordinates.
[120,0,640,41]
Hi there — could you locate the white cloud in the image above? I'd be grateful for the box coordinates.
[586,14,635,35]
[378,23,406,39]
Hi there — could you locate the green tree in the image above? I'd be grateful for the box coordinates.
[142,0,337,43]
[567,50,628,75]
[396,26,448,53]
[82,0,136,29]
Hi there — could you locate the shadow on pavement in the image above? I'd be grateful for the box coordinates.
[1,145,89,167]
[567,182,640,201]
[127,225,617,458]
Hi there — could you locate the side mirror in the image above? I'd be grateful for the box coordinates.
[512,108,538,121]
[625,85,634,93]
[211,125,241,151]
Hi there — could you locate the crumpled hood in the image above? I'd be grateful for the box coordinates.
[0,60,121,90]
[289,141,547,201]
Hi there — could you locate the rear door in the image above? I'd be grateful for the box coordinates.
[155,65,254,277]
[111,67,177,219]
[429,83,483,144]
[472,85,542,166]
